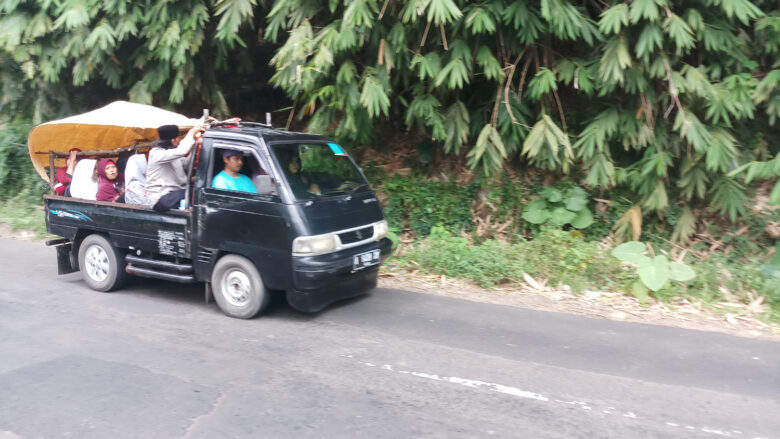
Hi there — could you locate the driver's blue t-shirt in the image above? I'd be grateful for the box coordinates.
[212,171,258,193]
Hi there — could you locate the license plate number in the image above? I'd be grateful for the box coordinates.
[353,249,381,271]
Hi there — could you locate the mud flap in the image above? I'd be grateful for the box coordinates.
[205,282,213,304]
[55,243,79,275]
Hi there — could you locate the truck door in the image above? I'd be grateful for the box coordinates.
[194,142,290,289]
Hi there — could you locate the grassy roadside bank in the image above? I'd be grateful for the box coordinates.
[0,200,48,238]
[387,226,780,327]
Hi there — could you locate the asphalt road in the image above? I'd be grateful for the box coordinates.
[0,238,778,439]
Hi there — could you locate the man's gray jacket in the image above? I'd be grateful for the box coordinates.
[144,135,195,206]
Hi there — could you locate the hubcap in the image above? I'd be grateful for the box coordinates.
[222,269,251,307]
[85,244,110,282]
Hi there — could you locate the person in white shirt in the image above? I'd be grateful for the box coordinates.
[123,154,149,205]
[145,123,205,211]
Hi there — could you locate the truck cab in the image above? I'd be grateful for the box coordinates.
[44,123,392,319]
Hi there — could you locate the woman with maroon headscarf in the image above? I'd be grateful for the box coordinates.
[95,159,124,202]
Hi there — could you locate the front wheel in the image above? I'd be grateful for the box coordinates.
[211,254,269,319]
[78,234,126,292]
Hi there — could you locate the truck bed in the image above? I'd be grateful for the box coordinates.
[44,195,191,259]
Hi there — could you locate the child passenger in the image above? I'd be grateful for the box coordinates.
[96,159,124,202]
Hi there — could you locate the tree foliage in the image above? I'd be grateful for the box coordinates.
[1,0,779,223]
[265,0,780,220]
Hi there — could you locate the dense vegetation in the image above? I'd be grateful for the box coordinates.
[2,0,779,240]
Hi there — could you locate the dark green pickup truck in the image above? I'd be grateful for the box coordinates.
[44,122,392,319]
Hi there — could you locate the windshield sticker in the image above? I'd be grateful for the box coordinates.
[328,143,348,156]
[49,209,92,222]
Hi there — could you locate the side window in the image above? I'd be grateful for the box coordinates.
[210,148,277,196]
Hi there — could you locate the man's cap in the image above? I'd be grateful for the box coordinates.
[68,147,82,153]
[157,125,179,140]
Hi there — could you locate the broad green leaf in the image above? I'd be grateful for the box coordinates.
[522,199,550,224]
[770,180,780,205]
[669,262,696,282]
[548,206,577,226]
[564,186,588,211]
[570,208,594,229]
[632,281,649,305]
[542,186,563,203]
[638,255,670,292]
[612,241,648,264]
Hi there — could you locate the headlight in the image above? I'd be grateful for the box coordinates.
[375,220,388,239]
[293,234,337,254]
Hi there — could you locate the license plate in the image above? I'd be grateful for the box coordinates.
[353,249,381,271]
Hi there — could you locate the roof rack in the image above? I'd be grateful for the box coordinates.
[208,118,273,129]
[238,121,273,128]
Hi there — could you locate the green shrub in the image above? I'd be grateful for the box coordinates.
[522,185,594,229]
[403,226,627,291]
[0,121,46,203]
[381,175,478,236]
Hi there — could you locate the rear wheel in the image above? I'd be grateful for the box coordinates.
[211,254,269,319]
[78,234,126,292]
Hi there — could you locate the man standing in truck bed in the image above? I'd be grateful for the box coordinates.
[146,123,205,211]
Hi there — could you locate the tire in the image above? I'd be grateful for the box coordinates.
[211,254,269,319]
[78,234,126,292]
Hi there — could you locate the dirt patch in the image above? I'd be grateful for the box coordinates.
[0,223,39,241]
[379,270,780,341]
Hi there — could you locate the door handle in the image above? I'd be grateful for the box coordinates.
[204,201,218,213]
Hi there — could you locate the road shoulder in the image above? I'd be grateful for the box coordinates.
[379,271,780,342]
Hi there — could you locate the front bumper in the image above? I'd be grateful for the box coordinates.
[287,237,392,312]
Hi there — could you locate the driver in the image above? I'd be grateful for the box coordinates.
[284,154,320,198]
[212,150,257,193]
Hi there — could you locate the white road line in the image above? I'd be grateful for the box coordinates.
[349,357,757,438]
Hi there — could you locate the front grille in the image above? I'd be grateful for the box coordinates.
[338,226,373,245]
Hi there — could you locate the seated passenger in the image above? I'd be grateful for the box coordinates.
[96,159,124,202]
[124,154,149,205]
[212,150,258,193]
[53,148,81,196]
[69,159,98,200]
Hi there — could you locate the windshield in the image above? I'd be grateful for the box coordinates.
[270,142,370,201]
